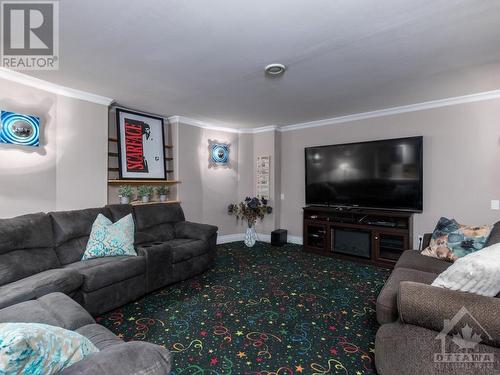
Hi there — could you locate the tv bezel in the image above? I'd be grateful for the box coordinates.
[304,136,423,212]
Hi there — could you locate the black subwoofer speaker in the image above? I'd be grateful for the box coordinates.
[271,229,287,247]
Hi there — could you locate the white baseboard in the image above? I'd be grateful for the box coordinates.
[217,233,244,244]
[217,233,302,245]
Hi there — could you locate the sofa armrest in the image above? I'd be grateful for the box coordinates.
[175,221,218,241]
[60,341,171,375]
[398,281,500,348]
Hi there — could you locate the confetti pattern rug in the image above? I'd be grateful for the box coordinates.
[98,242,390,374]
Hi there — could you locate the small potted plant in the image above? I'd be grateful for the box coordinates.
[117,185,133,204]
[137,185,153,203]
[156,185,170,202]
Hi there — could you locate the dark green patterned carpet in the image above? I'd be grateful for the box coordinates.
[97,242,390,374]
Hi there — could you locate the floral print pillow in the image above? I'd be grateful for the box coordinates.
[421,217,493,262]
[0,322,98,374]
[82,213,136,260]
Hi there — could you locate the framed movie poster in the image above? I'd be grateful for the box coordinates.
[116,109,166,180]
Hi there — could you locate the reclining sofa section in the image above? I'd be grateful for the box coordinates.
[0,203,218,315]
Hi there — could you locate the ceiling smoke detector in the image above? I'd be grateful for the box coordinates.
[265,63,286,76]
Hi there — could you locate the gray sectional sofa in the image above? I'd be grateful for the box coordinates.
[375,222,500,374]
[0,293,171,374]
[0,202,217,374]
[0,202,217,315]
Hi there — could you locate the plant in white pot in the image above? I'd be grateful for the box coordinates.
[117,185,133,204]
[137,185,153,203]
[156,185,170,202]
[227,197,272,247]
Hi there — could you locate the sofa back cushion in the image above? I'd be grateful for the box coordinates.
[133,203,185,242]
[106,204,134,222]
[0,213,59,286]
[50,208,112,265]
[486,220,500,247]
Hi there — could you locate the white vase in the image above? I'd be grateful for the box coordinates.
[244,226,257,247]
[159,194,167,202]
[141,196,150,203]
[119,196,130,204]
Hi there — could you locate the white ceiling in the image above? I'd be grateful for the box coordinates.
[29,0,500,128]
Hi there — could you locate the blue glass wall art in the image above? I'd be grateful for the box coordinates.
[208,139,230,168]
[0,110,40,147]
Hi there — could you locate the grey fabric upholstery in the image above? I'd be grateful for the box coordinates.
[0,292,94,330]
[106,204,134,222]
[0,213,59,286]
[399,281,500,348]
[63,256,145,292]
[0,293,172,375]
[0,268,82,309]
[76,324,124,350]
[50,207,112,265]
[376,321,500,375]
[133,203,184,241]
[136,242,173,292]
[395,250,451,274]
[486,220,500,247]
[168,238,209,263]
[59,341,172,375]
[175,221,218,242]
[170,250,215,285]
[376,267,437,325]
[0,203,216,318]
[73,274,146,316]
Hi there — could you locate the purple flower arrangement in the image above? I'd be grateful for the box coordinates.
[228,197,272,228]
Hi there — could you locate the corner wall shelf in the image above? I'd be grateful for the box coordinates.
[130,200,181,206]
[108,180,180,185]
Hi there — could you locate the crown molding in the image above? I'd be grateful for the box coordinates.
[241,125,279,134]
[171,89,500,134]
[0,68,114,106]
[278,89,500,132]
[169,115,278,134]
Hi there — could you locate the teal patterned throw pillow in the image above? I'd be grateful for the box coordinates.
[82,213,136,260]
[0,322,98,375]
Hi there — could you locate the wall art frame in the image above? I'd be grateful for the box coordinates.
[116,108,166,180]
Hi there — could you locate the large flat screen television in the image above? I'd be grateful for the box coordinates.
[305,136,423,211]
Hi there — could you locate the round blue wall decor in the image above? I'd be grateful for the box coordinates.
[208,140,230,168]
[0,110,40,147]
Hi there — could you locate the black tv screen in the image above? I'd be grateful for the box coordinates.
[305,136,423,211]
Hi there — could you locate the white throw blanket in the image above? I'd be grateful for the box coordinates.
[432,242,500,297]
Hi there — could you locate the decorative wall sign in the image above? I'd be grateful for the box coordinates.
[116,109,166,179]
[0,110,40,147]
[208,140,230,168]
[256,155,271,199]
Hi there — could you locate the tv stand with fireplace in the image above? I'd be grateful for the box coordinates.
[303,206,413,268]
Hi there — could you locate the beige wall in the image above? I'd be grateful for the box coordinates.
[0,78,108,218]
[177,123,248,235]
[280,98,500,247]
[176,98,500,245]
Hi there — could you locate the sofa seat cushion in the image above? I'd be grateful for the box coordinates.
[76,324,123,350]
[0,269,83,309]
[395,250,452,274]
[0,293,95,331]
[63,256,146,292]
[165,239,209,263]
[376,267,437,325]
